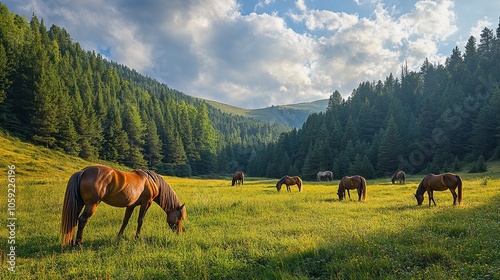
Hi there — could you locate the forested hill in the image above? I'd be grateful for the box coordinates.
[205,98,329,128]
[247,19,500,180]
[0,4,289,176]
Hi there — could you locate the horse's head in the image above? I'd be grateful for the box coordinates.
[276,182,282,192]
[415,194,424,205]
[337,190,344,201]
[167,204,186,233]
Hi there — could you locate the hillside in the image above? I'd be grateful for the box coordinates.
[205,99,329,128]
[0,4,288,177]
[0,130,499,279]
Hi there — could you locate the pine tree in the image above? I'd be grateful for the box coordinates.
[377,116,403,176]
[122,102,147,168]
[31,49,60,147]
[192,103,218,174]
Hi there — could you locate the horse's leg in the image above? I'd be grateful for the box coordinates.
[428,190,436,206]
[357,188,362,201]
[450,188,458,205]
[118,206,136,236]
[347,189,351,200]
[75,203,98,246]
[135,201,152,238]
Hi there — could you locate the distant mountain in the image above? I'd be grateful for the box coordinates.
[204,99,329,128]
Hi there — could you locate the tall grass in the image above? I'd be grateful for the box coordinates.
[1,135,499,279]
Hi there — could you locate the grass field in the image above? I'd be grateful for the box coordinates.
[1,133,499,279]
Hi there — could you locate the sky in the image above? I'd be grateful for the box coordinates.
[3,0,499,109]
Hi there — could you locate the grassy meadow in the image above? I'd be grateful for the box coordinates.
[1,133,499,279]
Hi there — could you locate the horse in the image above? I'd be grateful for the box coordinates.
[61,165,186,247]
[231,171,244,186]
[391,171,406,184]
[276,176,303,192]
[337,175,367,201]
[415,173,463,207]
[317,171,333,181]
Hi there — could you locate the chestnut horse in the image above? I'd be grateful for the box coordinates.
[232,171,244,186]
[276,176,302,192]
[337,175,367,201]
[391,171,406,184]
[415,173,462,207]
[61,165,186,247]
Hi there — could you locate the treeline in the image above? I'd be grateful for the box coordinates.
[248,19,500,180]
[0,4,288,176]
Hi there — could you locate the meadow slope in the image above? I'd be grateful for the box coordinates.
[0,134,499,279]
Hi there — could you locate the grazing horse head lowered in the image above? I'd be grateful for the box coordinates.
[337,175,367,201]
[61,165,186,247]
[232,171,244,186]
[415,173,463,207]
[276,176,303,192]
[391,171,406,184]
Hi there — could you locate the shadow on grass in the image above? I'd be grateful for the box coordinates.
[207,194,500,279]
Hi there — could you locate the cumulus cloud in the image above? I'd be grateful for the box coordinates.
[5,0,470,108]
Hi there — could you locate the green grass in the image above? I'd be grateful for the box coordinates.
[0,134,499,279]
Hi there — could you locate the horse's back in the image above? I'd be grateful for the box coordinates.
[424,173,459,189]
[79,166,148,206]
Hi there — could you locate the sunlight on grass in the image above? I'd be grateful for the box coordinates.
[0,134,499,279]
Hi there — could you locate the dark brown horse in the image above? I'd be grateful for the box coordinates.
[391,171,406,184]
[337,175,367,201]
[61,165,186,247]
[415,173,463,207]
[232,171,244,186]
[276,176,303,192]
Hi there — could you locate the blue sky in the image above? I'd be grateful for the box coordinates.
[3,0,499,108]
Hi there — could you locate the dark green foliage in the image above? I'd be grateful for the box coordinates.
[249,17,500,177]
[1,4,499,177]
[469,155,487,173]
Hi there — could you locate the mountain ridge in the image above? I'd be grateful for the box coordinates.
[203,98,329,128]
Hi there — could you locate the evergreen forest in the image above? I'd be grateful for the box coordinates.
[0,4,288,176]
[1,4,499,179]
[247,19,500,179]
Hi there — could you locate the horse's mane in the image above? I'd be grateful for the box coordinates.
[141,169,182,212]
[415,174,430,195]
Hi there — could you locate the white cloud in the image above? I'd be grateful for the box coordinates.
[3,0,469,108]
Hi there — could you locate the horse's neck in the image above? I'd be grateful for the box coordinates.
[415,181,426,195]
[155,177,181,212]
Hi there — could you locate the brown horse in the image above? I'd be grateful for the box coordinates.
[415,173,462,207]
[391,171,406,184]
[276,176,302,192]
[337,175,367,201]
[232,171,244,186]
[61,165,186,247]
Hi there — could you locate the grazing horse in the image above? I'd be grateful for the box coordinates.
[317,171,334,181]
[391,171,406,184]
[276,176,303,192]
[61,165,186,247]
[231,171,244,186]
[337,175,367,201]
[415,173,463,207]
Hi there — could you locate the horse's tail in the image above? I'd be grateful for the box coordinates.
[456,175,463,206]
[241,173,244,185]
[297,177,303,192]
[61,170,84,247]
[361,177,367,201]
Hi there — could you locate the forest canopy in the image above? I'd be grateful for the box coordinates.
[1,4,499,179]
